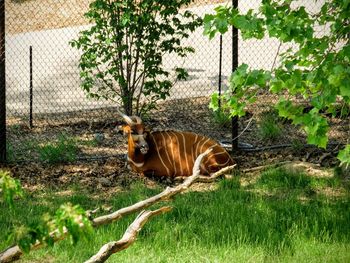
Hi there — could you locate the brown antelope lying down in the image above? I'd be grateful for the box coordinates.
[117,112,235,177]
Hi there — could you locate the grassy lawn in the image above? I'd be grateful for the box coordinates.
[1,167,350,262]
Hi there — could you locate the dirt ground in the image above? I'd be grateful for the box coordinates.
[1,144,345,193]
[4,96,348,192]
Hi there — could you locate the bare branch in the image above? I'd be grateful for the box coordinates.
[271,41,282,71]
[0,149,234,263]
[241,161,292,173]
[92,148,213,227]
[174,164,237,183]
[231,117,254,142]
[0,246,21,263]
[85,149,216,262]
[130,47,140,93]
[84,206,172,263]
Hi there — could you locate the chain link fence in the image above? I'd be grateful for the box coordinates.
[2,0,349,164]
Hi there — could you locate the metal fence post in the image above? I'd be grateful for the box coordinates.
[29,46,33,128]
[0,0,6,163]
[231,0,239,150]
[218,34,223,109]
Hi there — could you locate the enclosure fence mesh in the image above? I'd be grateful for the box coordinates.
[3,0,349,163]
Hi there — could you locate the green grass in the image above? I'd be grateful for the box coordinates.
[6,142,15,163]
[8,133,98,163]
[37,134,79,163]
[1,168,350,262]
[6,139,38,163]
[258,111,283,141]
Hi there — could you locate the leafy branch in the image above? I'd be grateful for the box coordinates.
[204,0,350,165]
[0,171,92,262]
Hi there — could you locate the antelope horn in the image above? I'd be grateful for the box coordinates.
[132,116,143,124]
[116,107,134,125]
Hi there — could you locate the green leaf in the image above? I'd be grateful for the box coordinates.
[338,145,350,166]
[214,17,228,34]
[231,15,251,30]
[306,132,328,149]
[209,92,220,111]
[175,68,189,81]
[203,14,214,24]
[0,171,24,209]
[270,79,284,93]
[55,203,93,245]
[340,85,350,97]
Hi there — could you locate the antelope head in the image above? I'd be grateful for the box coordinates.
[116,110,150,155]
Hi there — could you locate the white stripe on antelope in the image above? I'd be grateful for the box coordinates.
[116,111,235,177]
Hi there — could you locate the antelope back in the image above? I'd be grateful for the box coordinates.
[141,130,234,177]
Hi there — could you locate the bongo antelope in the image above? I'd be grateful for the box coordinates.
[117,110,235,177]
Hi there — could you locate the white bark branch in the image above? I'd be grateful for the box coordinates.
[84,149,237,263]
[174,164,237,183]
[84,206,172,263]
[92,148,214,227]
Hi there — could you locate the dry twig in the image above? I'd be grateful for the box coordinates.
[241,161,292,173]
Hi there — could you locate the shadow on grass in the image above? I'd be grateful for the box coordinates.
[143,168,350,255]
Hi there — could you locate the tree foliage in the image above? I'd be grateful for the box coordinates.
[0,170,23,209]
[0,170,92,255]
[11,203,93,253]
[204,0,350,165]
[71,0,202,115]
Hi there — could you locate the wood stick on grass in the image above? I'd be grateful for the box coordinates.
[86,148,237,262]
[84,206,172,263]
[174,164,236,183]
[241,161,292,173]
[85,148,213,262]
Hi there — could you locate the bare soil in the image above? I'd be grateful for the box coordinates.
[4,96,348,192]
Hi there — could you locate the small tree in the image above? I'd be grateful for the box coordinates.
[204,0,350,166]
[71,0,202,116]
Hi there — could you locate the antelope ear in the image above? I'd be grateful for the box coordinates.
[115,125,129,136]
